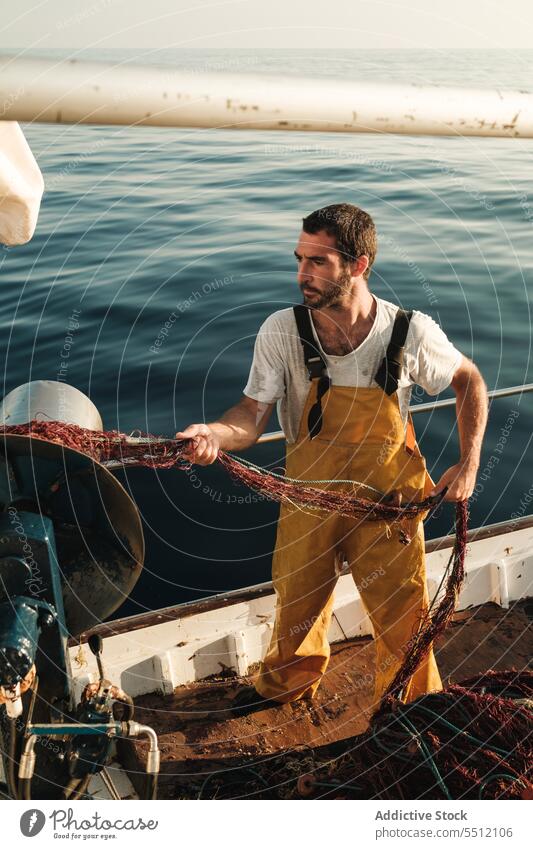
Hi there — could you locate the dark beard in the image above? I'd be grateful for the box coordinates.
[302,266,352,309]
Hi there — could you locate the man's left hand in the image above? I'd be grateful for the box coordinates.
[428,459,479,502]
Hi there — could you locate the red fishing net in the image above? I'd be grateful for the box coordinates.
[3,420,530,799]
[2,420,186,468]
[3,419,444,525]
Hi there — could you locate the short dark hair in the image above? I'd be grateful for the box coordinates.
[302,203,377,281]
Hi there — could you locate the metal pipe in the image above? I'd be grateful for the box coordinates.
[100,767,121,801]
[18,735,37,780]
[257,382,533,444]
[1,55,532,138]
[27,722,122,736]
[122,721,160,799]
[98,380,533,465]
[407,382,533,415]
[125,722,160,775]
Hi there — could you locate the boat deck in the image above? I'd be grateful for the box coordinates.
[122,599,532,799]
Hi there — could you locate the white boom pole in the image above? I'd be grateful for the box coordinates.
[1,55,533,137]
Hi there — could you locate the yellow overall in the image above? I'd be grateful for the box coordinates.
[255,382,443,709]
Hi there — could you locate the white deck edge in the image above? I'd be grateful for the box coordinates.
[69,522,533,700]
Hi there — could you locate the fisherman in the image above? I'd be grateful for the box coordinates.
[176,203,488,715]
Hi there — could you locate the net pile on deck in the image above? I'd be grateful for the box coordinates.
[4,421,531,800]
[195,670,532,801]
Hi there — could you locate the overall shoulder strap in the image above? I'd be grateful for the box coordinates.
[293,304,328,380]
[374,308,413,395]
[293,305,331,439]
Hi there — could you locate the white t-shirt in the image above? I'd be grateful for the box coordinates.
[243,295,463,444]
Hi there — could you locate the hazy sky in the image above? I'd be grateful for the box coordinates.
[1,0,533,50]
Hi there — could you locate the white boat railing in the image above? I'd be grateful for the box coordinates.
[1,55,533,138]
[70,513,533,696]
[257,381,533,444]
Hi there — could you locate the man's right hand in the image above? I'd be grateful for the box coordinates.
[175,424,220,466]
[174,397,275,465]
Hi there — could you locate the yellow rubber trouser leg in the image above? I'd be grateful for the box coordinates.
[255,504,339,703]
[345,516,443,712]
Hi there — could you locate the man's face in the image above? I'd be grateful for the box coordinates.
[294,229,352,309]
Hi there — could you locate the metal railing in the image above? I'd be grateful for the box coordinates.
[257,382,533,444]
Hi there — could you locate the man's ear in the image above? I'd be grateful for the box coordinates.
[351,255,369,278]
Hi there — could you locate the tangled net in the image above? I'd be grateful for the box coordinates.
[3,420,531,799]
[195,670,532,800]
[2,420,444,538]
[2,420,187,469]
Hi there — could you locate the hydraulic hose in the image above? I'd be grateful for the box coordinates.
[0,710,19,799]
[19,777,31,800]
[7,717,19,799]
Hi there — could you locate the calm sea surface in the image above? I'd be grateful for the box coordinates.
[2,49,533,616]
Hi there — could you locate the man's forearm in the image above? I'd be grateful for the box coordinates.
[429,366,489,502]
[455,371,489,467]
[207,400,271,452]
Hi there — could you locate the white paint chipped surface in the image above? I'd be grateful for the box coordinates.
[1,56,532,137]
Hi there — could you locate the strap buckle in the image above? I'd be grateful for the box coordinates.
[307,356,326,380]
